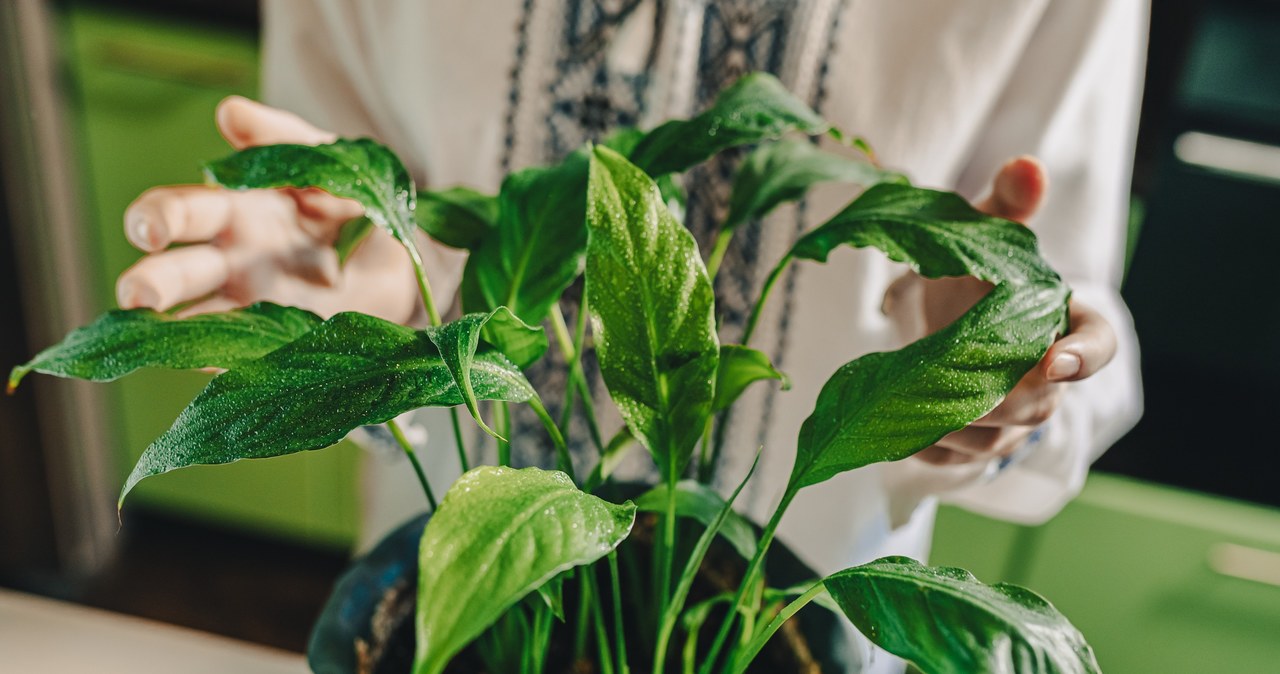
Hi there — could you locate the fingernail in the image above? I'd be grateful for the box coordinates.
[127,213,166,249]
[117,279,160,309]
[1046,353,1081,381]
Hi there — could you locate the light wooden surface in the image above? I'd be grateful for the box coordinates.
[0,588,308,673]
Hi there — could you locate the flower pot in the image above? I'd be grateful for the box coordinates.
[308,485,857,674]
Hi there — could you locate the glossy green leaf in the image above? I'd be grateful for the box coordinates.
[414,466,635,674]
[8,303,320,392]
[635,480,758,560]
[629,73,829,176]
[824,557,1099,674]
[461,152,589,323]
[415,186,497,250]
[425,308,545,439]
[120,312,533,504]
[713,344,789,412]
[724,138,906,230]
[204,138,420,253]
[585,146,719,479]
[792,280,1067,490]
[788,183,1059,285]
[784,183,1070,491]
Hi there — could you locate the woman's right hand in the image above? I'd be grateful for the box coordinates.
[115,96,421,323]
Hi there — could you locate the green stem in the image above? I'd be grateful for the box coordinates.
[697,488,797,674]
[706,228,734,280]
[446,407,470,472]
[608,552,630,674]
[741,255,791,347]
[575,572,592,662]
[589,565,617,674]
[406,246,443,328]
[405,246,473,474]
[654,451,761,672]
[656,458,678,643]
[725,582,827,674]
[387,418,436,510]
[529,396,576,482]
[553,301,606,455]
[496,402,512,466]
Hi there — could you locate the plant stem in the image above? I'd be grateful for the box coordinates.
[697,488,797,674]
[447,407,471,472]
[654,451,761,672]
[406,243,473,474]
[406,245,443,328]
[495,402,512,466]
[588,565,617,674]
[608,552,630,674]
[741,255,791,347]
[706,228,734,280]
[529,396,576,482]
[575,572,592,662]
[725,582,826,674]
[387,418,436,510]
[553,301,606,455]
[656,458,678,639]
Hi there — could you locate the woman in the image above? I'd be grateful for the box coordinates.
[115,1,1143,669]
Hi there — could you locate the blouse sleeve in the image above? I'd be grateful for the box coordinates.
[888,0,1148,526]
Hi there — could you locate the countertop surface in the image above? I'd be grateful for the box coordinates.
[0,588,308,673]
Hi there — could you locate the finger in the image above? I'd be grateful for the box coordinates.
[176,295,242,318]
[972,373,1062,427]
[116,245,230,311]
[294,188,365,225]
[916,445,972,466]
[937,425,1032,457]
[1041,300,1117,382]
[976,156,1047,223]
[215,95,336,149]
[124,186,234,252]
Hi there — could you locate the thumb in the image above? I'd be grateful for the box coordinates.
[977,155,1047,223]
[215,96,336,149]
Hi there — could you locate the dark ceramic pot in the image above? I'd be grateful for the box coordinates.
[308,486,856,674]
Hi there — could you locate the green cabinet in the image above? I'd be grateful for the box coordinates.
[59,5,359,549]
[932,474,1280,673]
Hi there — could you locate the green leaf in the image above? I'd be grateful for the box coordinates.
[713,344,789,412]
[629,73,829,176]
[788,183,1059,285]
[120,312,533,504]
[584,427,637,491]
[425,307,545,439]
[783,183,1070,491]
[724,138,906,230]
[824,557,1099,674]
[585,145,720,479]
[204,138,420,253]
[462,151,589,324]
[535,572,568,621]
[333,217,375,265]
[415,186,498,250]
[8,303,320,392]
[792,281,1067,490]
[635,480,758,560]
[414,466,636,674]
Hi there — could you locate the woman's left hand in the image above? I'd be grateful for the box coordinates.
[895,156,1118,465]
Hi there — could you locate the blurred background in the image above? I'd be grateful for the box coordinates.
[1,1,1277,671]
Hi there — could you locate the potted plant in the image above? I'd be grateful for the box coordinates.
[10,73,1097,674]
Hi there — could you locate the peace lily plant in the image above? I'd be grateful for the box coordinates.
[11,73,1099,674]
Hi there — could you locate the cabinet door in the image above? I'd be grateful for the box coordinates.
[1022,476,1280,674]
[933,475,1280,674]
[61,6,359,548]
